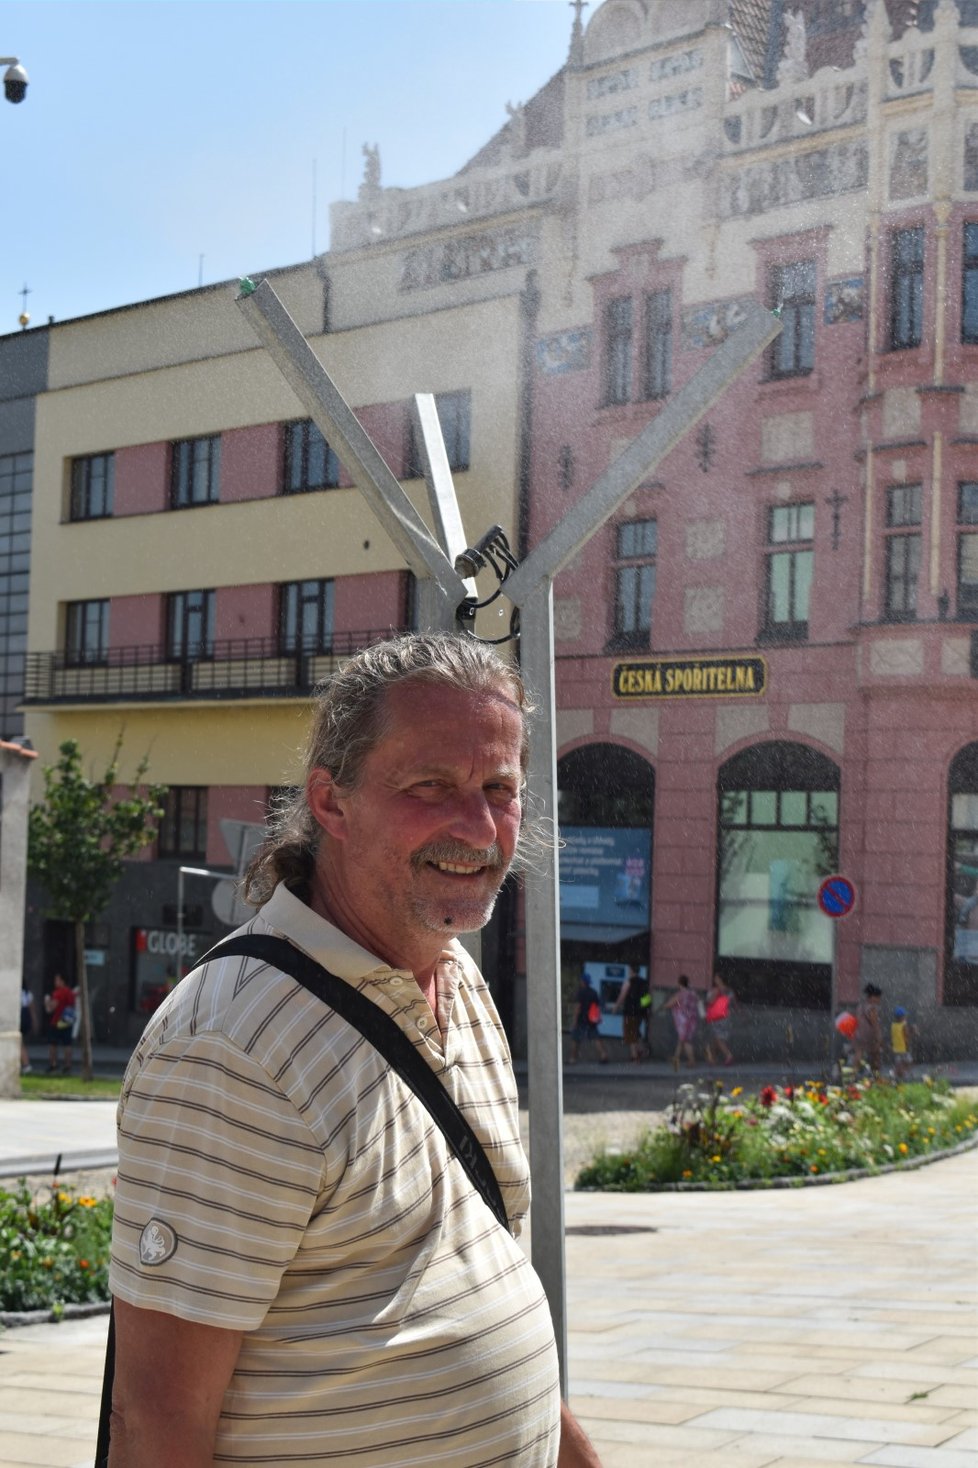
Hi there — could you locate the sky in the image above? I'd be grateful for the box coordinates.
[2,0,576,330]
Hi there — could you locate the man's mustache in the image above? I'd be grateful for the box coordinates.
[411,840,507,873]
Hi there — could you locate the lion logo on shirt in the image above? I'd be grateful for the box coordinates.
[138,1219,177,1266]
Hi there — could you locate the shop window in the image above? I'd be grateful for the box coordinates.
[603,296,633,406]
[889,227,924,350]
[279,578,334,654]
[884,484,922,620]
[283,419,340,493]
[963,223,978,345]
[158,786,208,859]
[170,435,220,508]
[769,261,815,377]
[406,390,471,475]
[643,288,672,399]
[69,452,114,520]
[717,742,839,1008]
[166,589,214,661]
[611,519,656,649]
[957,484,978,620]
[65,599,109,666]
[947,743,978,1005]
[762,503,813,641]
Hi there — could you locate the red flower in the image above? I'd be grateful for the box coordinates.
[785,1086,795,1101]
[760,1085,777,1108]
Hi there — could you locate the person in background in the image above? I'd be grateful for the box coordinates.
[664,974,699,1072]
[20,986,36,1074]
[569,974,610,1065]
[853,982,883,1076]
[703,971,735,1067]
[890,1005,913,1080]
[44,974,77,1076]
[611,964,648,1062]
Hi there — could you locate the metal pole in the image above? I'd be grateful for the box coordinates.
[177,867,184,980]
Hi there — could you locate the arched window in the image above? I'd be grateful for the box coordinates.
[946,742,978,1006]
[716,742,840,1008]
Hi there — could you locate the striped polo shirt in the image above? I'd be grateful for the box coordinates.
[110,883,560,1466]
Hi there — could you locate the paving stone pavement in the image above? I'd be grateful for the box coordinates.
[0,1143,975,1468]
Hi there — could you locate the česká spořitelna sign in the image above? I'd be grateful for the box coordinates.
[612,655,767,699]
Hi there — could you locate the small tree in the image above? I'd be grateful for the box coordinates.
[28,736,166,1081]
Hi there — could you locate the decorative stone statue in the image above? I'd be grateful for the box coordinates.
[359,143,381,199]
[506,101,528,158]
[777,9,809,85]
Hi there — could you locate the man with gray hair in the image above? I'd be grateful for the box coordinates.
[107,633,601,1467]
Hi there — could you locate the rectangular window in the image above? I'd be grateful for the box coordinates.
[763,503,814,640]
[283,419,340,493]
[612,519,656,648]
[964,223,978,345]
[884,484,922,620]
[158,787,208,859]
[890,227,924,350]
[643,288,672,399]
[407,390,471,476]
[69,452,114,520]
[166,589,215,660]
[171,435,220,508]
[279,578,334,654]
[65,599,109,666]
[957,483,978,620]
[603,296,633,406]
[769,261,816,377]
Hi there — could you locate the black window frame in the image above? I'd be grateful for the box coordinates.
[603,296,633,407]
[761,502,815,642]
[278,578,335,655]
[158,786,209,860]
[611,518,657,650]
[883,484,922,621]
[890,226,925,350]
[170,435,221,509]
[166,589,215,662]
[283,419,341,494]
[65,598,110,667]
[406,390,472,476]
[69,452,115,521]
[956,482,978,621]
[964,222,978,346]
[769,260,816,378]
[643,287,673,400]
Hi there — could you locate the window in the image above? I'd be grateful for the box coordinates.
[283,419,340,493]
[171,435,220,508]
[70,452,114,520]
[612,519,656,648]
[643,288,672,399]
[279,579,334,654]
[763,503,814,640]
[769,261,816,377]
[890,227,924,349]
[884,484,922,620]
[0,451,31,736]
[947,743,978,1005]
[407,391,471,475]
[166,590,214,660]
[957,483,978,620]
[65,599,109,666]
[964,223,978,345]
[603,296,633,406]
[158,786,208,859]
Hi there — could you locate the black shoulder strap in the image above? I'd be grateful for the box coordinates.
[201,931,509,1232]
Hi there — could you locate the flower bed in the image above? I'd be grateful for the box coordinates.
[0,1178,113,1313]
[575,1078,978,1192]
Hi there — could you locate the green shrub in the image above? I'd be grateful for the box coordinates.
[0,1179,113,1312]
[576,1078,978,1192]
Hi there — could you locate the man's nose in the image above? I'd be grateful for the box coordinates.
[446,790,499,847]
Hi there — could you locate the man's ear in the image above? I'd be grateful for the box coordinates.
[307,768,349,839]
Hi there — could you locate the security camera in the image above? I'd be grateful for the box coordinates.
[3,62,28,104]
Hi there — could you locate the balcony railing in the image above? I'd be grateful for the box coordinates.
[23,628,410,705]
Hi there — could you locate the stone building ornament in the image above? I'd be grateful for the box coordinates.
[778,10,810,85]
[359,143,381,199]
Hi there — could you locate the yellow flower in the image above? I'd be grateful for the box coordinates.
[731,1087,743,1098]
[898,1142,909,1154]
[711,1155,721,1163]
[77,1197,97,1208]
[810,1165,819,1173]
[682,1169,693,1179]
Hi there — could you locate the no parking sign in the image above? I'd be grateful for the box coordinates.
[818,874,857,918]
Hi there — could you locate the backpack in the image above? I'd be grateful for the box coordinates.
[584,989,601,1026]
